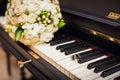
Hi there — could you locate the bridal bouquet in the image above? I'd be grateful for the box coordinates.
[5,0,65,45]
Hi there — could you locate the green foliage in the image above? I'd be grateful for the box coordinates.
[15,24,23,41]
[57,19,66,28]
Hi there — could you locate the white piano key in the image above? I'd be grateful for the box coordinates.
[57,48,92,67]
[72,66,94,74]
[81,68,110,80]
[35,43,92,61]
[81,67,120,80]
[57,48,92,61]
[109,74,120,80]
[81,72,102,80]
[35,43,69,61]
[67,56,107,71]
[56,55,107,79]
[34,43,94,79]
[34,42,109,80]
[57,57,77,68]
[34,44,65,61]
[54,40,76,46]
[69,56,107,79]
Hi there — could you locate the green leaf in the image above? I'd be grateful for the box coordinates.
[57,20,66,28]
[8,0,12,3]
[15,26,23,41]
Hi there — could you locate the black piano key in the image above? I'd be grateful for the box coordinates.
[49,34,66,42]
[60,44,78,52]
[64,46,90,55]
[49,37,63,43]
[56,41,80,50]
[60,41,87,52]
[114,76,120,80]
[101,65,120,77]
[78,49,101,59]
[78,52,103,63]
[87,56,115,69]
[94,59,120,73]
[50,38,72,46]
[73,49,100,60]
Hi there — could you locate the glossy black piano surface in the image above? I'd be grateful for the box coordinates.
[0,0,120,80]
[59,0,120,27]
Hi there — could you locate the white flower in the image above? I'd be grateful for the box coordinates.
[46,24,58,33]
[52,15,59,25]
[27,13,37,23]
[40,32,54,42]
[18,14,28,23]
[14,5,23,16]
[7,8,14,16]
[24,4,38,12]
[22,23,46,36]
[5,0,65,45]
[43,0,51,3]
[11,26,17,33]
[11,0,21,9]
[38,1,57,14]
[23,0,41,5]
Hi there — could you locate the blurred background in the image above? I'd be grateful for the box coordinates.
[0,0,7,16]
[0,0,36,80]
[0,46,32,80]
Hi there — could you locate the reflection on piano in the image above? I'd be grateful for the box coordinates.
[0,0,120,80]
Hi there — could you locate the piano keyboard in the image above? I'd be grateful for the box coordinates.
[32,34,120,80]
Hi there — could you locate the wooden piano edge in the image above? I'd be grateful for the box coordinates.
[18,42,74,80]
[0,25,78,80]
[30,46,80,80]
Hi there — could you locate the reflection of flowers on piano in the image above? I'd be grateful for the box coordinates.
[5,0,65,45]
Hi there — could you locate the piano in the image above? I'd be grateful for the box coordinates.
[0,0,120,80]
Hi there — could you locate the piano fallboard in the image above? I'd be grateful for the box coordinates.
[59,0,120,27]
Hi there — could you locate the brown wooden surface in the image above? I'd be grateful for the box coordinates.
[0,46,32,80]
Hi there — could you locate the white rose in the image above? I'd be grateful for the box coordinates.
[40,32,54,42]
